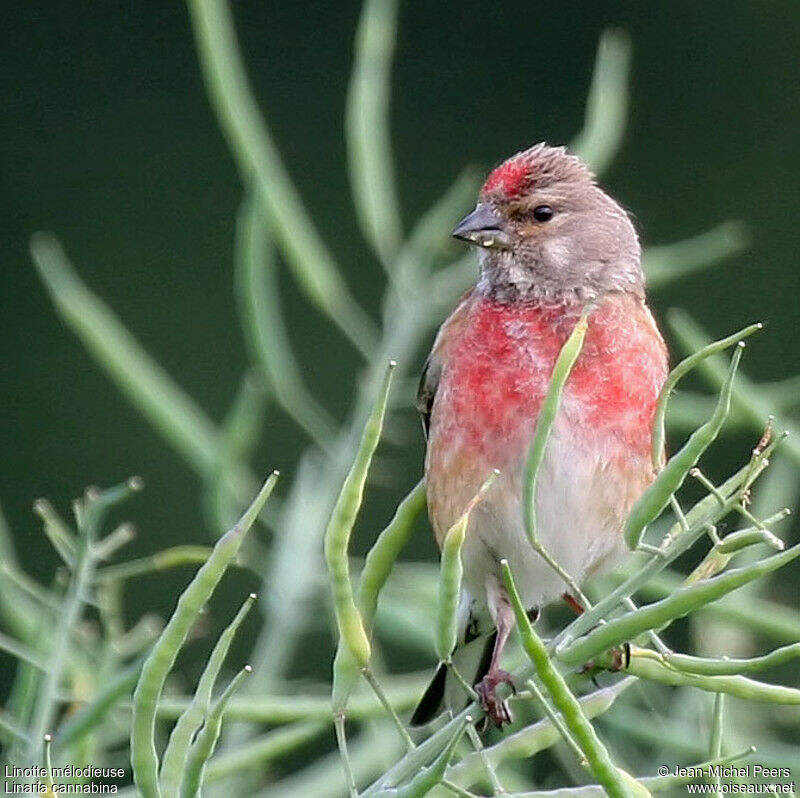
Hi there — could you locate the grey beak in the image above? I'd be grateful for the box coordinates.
[452,204,508,249]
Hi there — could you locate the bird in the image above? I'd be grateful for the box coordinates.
[410,143,668,728]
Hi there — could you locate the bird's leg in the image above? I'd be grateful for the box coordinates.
[475,588,515,728]
[562,592,585,615]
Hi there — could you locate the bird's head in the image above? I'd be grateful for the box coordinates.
[454,143,644,302]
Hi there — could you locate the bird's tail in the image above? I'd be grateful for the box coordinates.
[409,630,496,726]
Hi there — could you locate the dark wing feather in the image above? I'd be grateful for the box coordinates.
[409,631,497,726]
[416,355,441,439]
[409,662,447,726]
[409,353,442,726]
[417,288,474,439]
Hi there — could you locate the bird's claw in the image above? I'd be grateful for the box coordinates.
[475,669,514,728]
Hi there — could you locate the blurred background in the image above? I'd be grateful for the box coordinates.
[1,0,799,780]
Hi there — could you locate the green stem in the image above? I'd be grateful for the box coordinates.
[437,470,498,662]
[366,678,633,796]
[204,721,327,782]
[555,433,782,651]
[55,658,142,749]
[392,718,468,797]
[465,723,506,796]
[629,641,800,676]
[626,342,743,548]
[186,0,377,357]
[650,322,760,470]
[523,312,591,607]
[234,191,335,445]
[30,235,253,499]
[558,543,800,667]
[324,363,395,668]
[152,672,425,724]
[332,480,427,711]
[644,221,748,290]
[523,678,585,765]
[180,666,252,798]
[362,668,415,752]
[26,508,94,763]
[0,631,49,671]
[357,480,427,627]
[334,712,358,798]
[709,694,724,797]
[501,561,632,798]
[130,474,277,798]
[570,29,631,176]
[611,648,800,704]
[32,499,76,568]
[94,546,219,583]
[160,593,257,794]
[630,569,800,644]
[668,309,800,466]
[346,0,402,267]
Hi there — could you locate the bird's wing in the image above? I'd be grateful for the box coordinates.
[416,354,441,440]
[410,631,496,727]
[416,288,475,439]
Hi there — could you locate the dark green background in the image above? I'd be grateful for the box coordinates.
[2,2,798,657]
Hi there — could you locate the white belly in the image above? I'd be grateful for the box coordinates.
[459,424,632,616]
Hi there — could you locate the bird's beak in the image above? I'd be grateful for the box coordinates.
[452,203,509,249]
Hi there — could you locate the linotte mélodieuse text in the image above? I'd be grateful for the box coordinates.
[4,765,123,793]
[5,767,123,780]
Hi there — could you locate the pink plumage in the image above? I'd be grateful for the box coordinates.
[412,142,668,728]
[426,292,667,545]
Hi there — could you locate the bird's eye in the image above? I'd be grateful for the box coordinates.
[532,205,554,222]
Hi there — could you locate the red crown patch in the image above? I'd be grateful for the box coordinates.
[481,158,532,197]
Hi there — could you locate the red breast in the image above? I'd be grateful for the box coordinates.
[425,290,667,541]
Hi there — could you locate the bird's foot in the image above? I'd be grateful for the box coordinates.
[475,668,515,728]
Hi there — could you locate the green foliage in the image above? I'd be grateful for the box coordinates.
[502,562,630,798]
[130,474,277,797]
[436,472,498,665]
[3,0,798,795]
